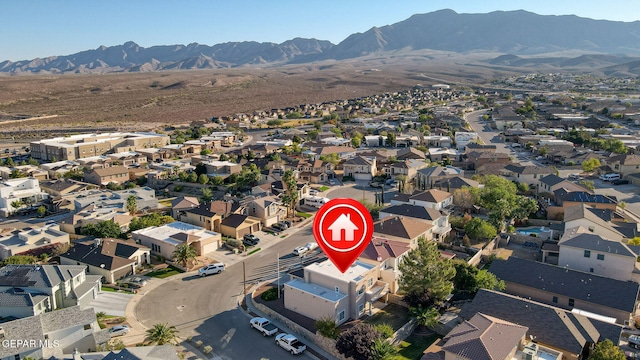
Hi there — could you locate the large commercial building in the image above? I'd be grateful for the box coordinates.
[30,132,170,161]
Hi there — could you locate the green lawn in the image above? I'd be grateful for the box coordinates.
[146,266,183,279]
[364,304,411,331]
[393,333,439,360]
[296,211,312,218]
[101,286,117,292]
[318,186,330,192]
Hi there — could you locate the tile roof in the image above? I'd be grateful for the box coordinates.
[539,174,565,186]
[343,156,373,166]
[374,216,433,240]
[221,214,249,228]
[61,241,141,271]
[559,231,636,258]
[608,154,640,165]
[360,237,411,262]
[381,204,444,222]
[0,288,49,308]
[432,176,481,190]
[0,265,86,288]
[442,313,528,360]
[171,196,199,210]
[504,164,554,175]
[489,257,639,312]
[410,189,452,203]
[459,289,623,355]
[186,200,237,217]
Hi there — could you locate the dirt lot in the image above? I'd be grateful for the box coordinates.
[491,241,540,261]
[0,53,512,135]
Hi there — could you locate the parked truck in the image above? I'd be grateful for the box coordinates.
[275,333,306,355]
[249,317,279,337]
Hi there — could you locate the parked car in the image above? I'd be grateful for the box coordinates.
[329,179,336,185]
[250,317,279,336]
[272,222,288,231]
[309,189,319,196]
[275,333,306,355]
[198,263,225,277]
[243,234,260,246]
[282,220,292,228]
[126,277,147,288]
[304,242,318,252]
[109,325,130,337]
[613,179,629,185]
[293,246,308,256]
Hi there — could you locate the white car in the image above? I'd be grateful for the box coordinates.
[304,242,318,252]
[198,263,225,276]
[293,246,308,256]
[109,325,130,337]
[309,189,319,196]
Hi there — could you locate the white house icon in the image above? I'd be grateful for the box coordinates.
[327,213,359,241]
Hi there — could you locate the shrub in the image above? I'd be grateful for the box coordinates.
[194,340,203,348]
[260,287,278,301]
[316,317,340,339]
[203,345,213,354]
[374,323,394,339]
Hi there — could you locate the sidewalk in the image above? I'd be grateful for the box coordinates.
[242,292,337,360]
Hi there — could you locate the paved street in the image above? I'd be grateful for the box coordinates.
[133,222,322,359]
[326,180,398,204]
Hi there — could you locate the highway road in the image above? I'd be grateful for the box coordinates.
[135,223,320,359]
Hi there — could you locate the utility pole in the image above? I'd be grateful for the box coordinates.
[277,253,280,299]
[243,261,246,297]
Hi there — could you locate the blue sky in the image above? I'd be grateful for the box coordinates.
[2,0,639,61]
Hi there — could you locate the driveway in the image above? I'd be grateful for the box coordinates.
[89,291,134,316]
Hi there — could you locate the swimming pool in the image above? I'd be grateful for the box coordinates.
[517,226,552,236]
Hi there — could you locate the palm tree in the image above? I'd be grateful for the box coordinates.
[144,323,179,345]
[410,304,440,329]
[10,200,24,214]
[126,195,137,216]
[172,243,198,269]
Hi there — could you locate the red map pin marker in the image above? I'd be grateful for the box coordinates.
[312,198,374,273]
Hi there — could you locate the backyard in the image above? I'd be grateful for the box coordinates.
[363,303,411,331]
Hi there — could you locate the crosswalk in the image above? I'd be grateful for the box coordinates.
[244,250,327,284]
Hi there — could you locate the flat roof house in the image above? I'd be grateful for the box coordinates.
[0,223,70,260]
[132,221,221,259]
[284,260,388,325]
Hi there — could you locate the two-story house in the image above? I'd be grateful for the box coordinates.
[0,178,49,217]
[358,237,410,294]
[390,189,453,211]
[501,164,555,188]
[0,264,102,310]
[379,203,451,240]
[284,260,388,325]
[415,165,464,190]
[373,216,434,246]
[182,200,241,232]
[604,153,640,178]
[343,156,376,181]
[84,165,130,186]
[0,223,70,260]
[245,196,283,227]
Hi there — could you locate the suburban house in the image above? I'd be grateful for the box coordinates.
[84,165,130,186]
[465,150,511,170]
[284,260,388,325]
[60,238,151,284]
[373,216,434,246]
[245,196,283,227]
[343,156,376,180]
[0,178,49,217]
[39,160,81,179]
[0,264,102,310]
[537,175,587,194]
[39,178,89,197]
[547,189,618,220]
[58,206,133,235]
[384,159,429,181]
[501,164,555,187]
[0,223,70,260]
[132,221,221,259]
[562,204,633,241]
[170,196,200,221]
[415,165,464,190]
[604,153,640,178]
[271,180,310,201]
[0,287,51,319]
[396,147,426,160]
[454,132,480,150]
[428,313,533,360]
[390,189,453,210]
[295,159,334,184]
[107,151,147,166]
[181,200,242,232]
[423,135,452,148]
[379,203,451,240]
[557,226,640,282]
[427,148,461,162]
[432,176,482,192]
[66,187,158,213]
[219,214,262,239]
[489,257,639,325]
[0,306,107,360]
[460,289,624,360]
[0,165,50,181]
[358,237,411,294]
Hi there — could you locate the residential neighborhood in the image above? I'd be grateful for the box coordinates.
[2,81,640,360]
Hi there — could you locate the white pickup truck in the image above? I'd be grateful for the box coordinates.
[275,333,306,355]
[249,317,279,336]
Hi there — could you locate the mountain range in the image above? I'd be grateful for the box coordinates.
[2,9,640,75]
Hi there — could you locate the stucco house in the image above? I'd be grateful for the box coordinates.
[343,156,376,180]
[132,221,221,259]
[284,260,388,325]
[84,165,130,186]
[0,223,70,260]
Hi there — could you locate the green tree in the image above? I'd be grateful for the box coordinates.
[144,323,179,345]
[187,172,198,183]
[172,243,198,269]
[197,174,209,185]
[281,169,299,218]
[128,213,175,232]
[200,149,212,155]
[452,188,476,212]
[126,195,137,216]
[9,169,28,178]
[2,255,37,266]
[106,182,123,191]
[399,237,456,306]
[210,176,224,186]
[178,171,189,182]
[510,196,538,222]
[587,339,625,360]
[63,168,85,181]
[464,218,497,240]
[81,221,122,238]
[582,158,601,173]
[37,205,47,217]
[475,269,506,292]
[410,304,439,328]
[201,187,213,202]
[320,153,340,166]
[10,200,24,214]
[351,136,361,148]
[386,132,396,147]
[315,317,340,339]
[579,179,595,191]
